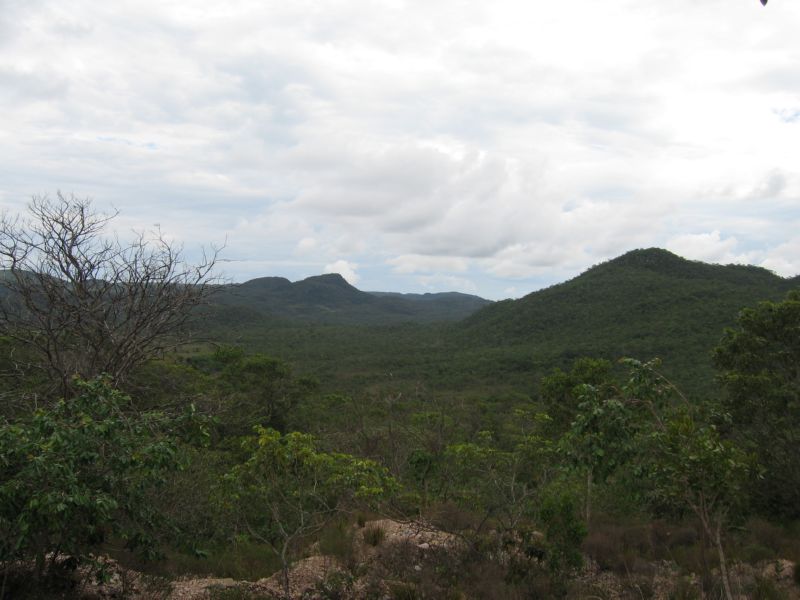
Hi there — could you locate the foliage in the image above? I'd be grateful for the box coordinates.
[638,407,753,525]
[442,413,552,535]
[624,359,755,600]
[174,346,319,437]
[554,358,758,600]
[0,377,194,580]
[216,350,317,434]
[539,357,615,434]
[558,379,638,524]
[0,336,50,419]
[221,427,396,596]
[538,489,587,583]
[713,289,800,518]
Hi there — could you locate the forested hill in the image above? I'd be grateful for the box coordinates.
[208,273,492,325]
[454,248,797,393]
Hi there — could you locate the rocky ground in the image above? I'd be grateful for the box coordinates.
[46,520,800,599]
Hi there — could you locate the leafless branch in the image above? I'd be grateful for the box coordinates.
[0,193,222,397]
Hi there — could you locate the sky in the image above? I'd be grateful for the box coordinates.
[1,0,799,300]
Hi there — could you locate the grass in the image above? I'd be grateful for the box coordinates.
[363,524,386,547]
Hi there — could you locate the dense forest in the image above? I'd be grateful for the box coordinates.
[1,199,799,599]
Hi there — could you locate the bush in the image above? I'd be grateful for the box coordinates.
[747,576,788,600]
[363,524,386,547]
[741,543,777,565]
[387,582,420,600]
[312,570,355,600]
[669,577,701,600]
[0,378,193,582]
[583,528,626,572]
[375,538,419,579]
[319,521,356,568]
[540,491,587,578]
[667,526,698,550]
[150,541,282,581]
[208,587,275,600]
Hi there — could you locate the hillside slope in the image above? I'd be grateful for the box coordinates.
[455,248,797,394]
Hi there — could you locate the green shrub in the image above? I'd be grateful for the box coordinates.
[582,528,626,572]
[747,576,788,600]
[748,518,785,553]
[741,543,777,564]
[668,577,701,600]
[667,525,698,549]
[159,541,281,581]
[363,524,386,547]
[207,587,275,600]
[540,491,587,577]
[313,570,355,600]
[0,378,193,582]
[319,521,356,567]
[388,582,419,600]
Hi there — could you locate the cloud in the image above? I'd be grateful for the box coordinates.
[0,0,799,299]
[324,259,359,285]
[388,254,468,275]
[760,238,800,277]
[295,237,317,255]
[666,231,744,264]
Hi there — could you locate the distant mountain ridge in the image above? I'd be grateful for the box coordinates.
[6,249,795,397]
[208,273,492,325]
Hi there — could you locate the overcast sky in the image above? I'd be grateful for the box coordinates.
[1,0,798,299]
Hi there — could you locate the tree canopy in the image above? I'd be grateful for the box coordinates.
[714,289,800,518]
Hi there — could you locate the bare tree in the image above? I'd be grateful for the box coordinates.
[0,193,221,396]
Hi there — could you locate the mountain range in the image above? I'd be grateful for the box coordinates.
[198,248,798,396]
[3,248,797,396]
[207,273,492,325]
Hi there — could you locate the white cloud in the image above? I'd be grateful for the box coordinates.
[324,259,359,285]
[666,231,744,265]
[388,254,468,275]
[760,238,800,277]
[295,237,317,255]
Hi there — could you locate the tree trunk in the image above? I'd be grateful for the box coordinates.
[585,469,593,527]
[34,550,46,595]
[694,504,734,600]
[281,543,291,599]
[713,521,734,600]
[699,521,710,592]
